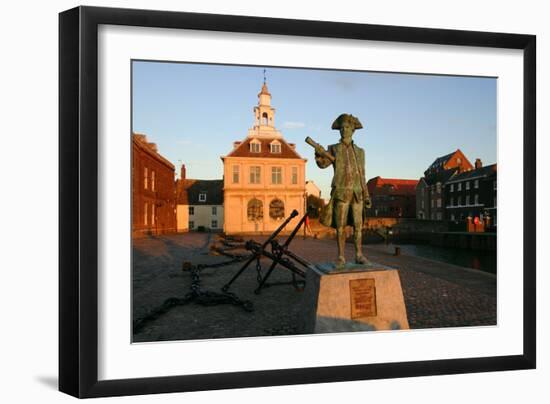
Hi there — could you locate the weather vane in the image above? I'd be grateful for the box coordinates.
[263,68,267,84]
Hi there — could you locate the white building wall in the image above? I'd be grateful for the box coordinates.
[305,180,321,198]
[188,205,224,231]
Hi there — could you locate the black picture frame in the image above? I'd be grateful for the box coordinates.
[59,5,536,398]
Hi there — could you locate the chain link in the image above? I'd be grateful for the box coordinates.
[255,258,263,284]
[133,264,253,334]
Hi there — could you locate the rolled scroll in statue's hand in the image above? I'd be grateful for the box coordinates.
[305,136,335,163]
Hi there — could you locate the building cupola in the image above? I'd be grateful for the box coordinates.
[247,69,283,139]
[254,70,276,129]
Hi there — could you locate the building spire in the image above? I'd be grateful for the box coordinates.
[259,69,270,97]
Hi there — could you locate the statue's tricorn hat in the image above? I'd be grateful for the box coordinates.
[331,113,363,131]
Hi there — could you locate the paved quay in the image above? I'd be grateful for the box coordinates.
[132,233,496,342]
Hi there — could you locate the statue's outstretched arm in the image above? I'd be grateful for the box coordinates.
[306,137,334,169]
[315,152,333,169]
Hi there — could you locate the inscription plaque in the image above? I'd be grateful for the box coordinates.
[349,278,377,319]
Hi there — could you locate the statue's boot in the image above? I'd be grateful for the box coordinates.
[355,254,368,264]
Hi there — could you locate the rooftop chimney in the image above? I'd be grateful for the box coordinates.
[475,158,483,169]
[180,164,186,180]
[233,141,242,149]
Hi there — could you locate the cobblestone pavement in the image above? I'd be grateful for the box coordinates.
[132,233,496,342]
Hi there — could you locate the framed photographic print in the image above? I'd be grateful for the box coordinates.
[59,6,536,398]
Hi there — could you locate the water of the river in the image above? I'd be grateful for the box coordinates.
[382,243,497,274]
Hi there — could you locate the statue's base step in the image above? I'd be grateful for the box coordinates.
[301,261,409,334]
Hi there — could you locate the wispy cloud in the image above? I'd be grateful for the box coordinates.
[332,76,357,91]
[283,121,306,129]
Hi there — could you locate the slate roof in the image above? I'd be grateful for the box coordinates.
[227,137,303,159]
[424,149,472,176]
[445,164,497,184]
[423,167,459,186]
[429,152,455,169]
[176,179,223,205]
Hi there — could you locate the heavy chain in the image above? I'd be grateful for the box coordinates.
[133,263,253,335]
[255,258,263,284]
[188,264,253,311]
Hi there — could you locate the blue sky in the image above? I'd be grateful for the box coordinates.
[132,60,496,198]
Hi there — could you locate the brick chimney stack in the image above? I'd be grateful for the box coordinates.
[180,164,186,180]
[475,158,483,169]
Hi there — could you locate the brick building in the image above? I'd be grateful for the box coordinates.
[132,133,177,237]
[416,149,473,220]
[366,176,418,218]
[444,159,497,228]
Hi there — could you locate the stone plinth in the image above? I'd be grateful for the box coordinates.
[301,262,409,334]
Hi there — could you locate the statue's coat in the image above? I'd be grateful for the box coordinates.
[315,142,370,228]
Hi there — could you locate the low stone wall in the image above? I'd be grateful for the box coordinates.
[307,217,495,251]
[308,217,448,239]
[372,218,449,233]
[364,217,400,229]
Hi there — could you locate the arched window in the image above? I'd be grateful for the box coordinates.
[247,198,263,222]
[262,112,268,125]
[269,198,285,220]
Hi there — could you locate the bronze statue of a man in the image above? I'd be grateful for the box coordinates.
[313,113,371,266]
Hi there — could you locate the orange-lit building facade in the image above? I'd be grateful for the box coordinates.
[132,133,177,237]
[367,176,419,218]
[221,81,306,234]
